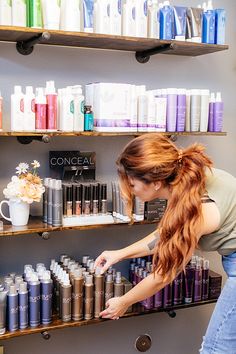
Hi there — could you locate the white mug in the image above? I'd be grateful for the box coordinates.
[0,199,30,226]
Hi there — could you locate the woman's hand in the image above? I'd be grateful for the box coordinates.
[94,250,122,274]
[99,296,129,320]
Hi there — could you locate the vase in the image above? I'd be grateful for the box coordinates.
[0,199,30,226]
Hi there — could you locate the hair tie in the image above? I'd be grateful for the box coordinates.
[178,149,183,164]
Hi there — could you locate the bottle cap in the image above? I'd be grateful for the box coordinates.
[26,86,34,95]
[210,92,216,102]
[92,184,99,200]
[216,92,222,102]
[19,282,28,293]
[106,273,113,282]
[73,268,83,278]
[101,184,107,200]
[54,179,62,190]
[67,185,72,201]
[201,89,210,96]
[76,184,82,201]
[203,259,210,269]
[9,284,17,295]
[85,274,93,285]
[14,85,22,94]
[45,81,56,95]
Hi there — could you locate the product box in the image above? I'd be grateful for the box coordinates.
[144,199,167,222]
[86,83,132,132]
[208,270,222,299]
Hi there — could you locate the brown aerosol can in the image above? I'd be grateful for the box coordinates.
[105,273,114,303]
[94,267,104,318]
[114,272,124,297]
[84,275,94,320]
[72,269,84,321]
[61,276,72,322]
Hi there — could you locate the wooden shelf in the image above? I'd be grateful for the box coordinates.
[0,299,217,340]
[0,216,157,237]
[0,131,227,137]
[0,26,228,57]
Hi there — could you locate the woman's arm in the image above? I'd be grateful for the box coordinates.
[94,230,159,273]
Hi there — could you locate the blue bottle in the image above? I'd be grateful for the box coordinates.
[41,272,53,325]
[215,9,226,45]
[202,1,215,44]
[18,282,28,330]
[84,105,94,131]
[159,1,174,40]
[7,285,18,332]
[28,275,40,328]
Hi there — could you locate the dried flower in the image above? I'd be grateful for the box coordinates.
[3,161,45,204]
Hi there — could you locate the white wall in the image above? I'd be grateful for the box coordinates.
[0,0,234,353]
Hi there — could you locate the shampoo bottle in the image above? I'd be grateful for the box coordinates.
[208,92,215,132]
[45,81,57,131]
[190,89,201,132]
[93,0,110,34]
[147,0,159,39]
[213,92,224,132]
[159,0,173,40]
[122,0,136,37]
[135,0,147,38]
[60,0,81,32]
[60,87,74,132]
[199,89,210,132]
[202,0,215,44]
[12,0,27,26]
[110,0,122,35]
[35,87,47,131]
[176,88,186,132]
[11,85,25,132]
[41,0,60,30]
[26,0,42,28]
[215,8,226,45]
[0,0,12,25]
[24,85,35,132]
[72,85,84,132]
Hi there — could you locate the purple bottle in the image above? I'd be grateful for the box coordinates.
[163,283,172,308]
[213,92,224,132]
[173,272,183,305]
[166,88,177,132]
[154,289,163,309]
[202,259,210,300]
[184,265,194,303]
[208,93,215,132]
[176,89,186,132]
[142,271,154,310]
[194,260,202,302]
[129,263,135,284]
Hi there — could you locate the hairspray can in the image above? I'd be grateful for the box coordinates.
[84,275,94,320]
[41,272,53,324]
[7,284,19,332]
[94,267,104,318]
[28,275,41,327]
[72,269,84,321]
[18,282,29,329]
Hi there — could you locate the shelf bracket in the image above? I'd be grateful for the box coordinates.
[17,135,51,144]
[16,32,51,56]
[135,43,176,63]
[38,231,51,240]
[41,331,51,340]
[165,310,176,318]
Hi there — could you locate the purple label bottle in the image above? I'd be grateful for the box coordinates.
[166,88,177,132]
[202,259,210,300]
[193,262,202,302]
[163,283,172,308]
[176,89,186,132]
[173,272,183,305]
[184,265,194,303]
[213,92,224,132]
[154,289,163,309]
[208,93,215,131]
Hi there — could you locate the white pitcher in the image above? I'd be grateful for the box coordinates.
[0,199,30,226]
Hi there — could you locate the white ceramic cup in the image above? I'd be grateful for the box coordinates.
[0,199,30,226]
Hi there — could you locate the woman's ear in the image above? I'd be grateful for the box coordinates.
[154,181,162,191]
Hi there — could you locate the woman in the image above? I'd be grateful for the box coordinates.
[95,133,236,353]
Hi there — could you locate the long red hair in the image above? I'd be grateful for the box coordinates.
[117,134,213,282]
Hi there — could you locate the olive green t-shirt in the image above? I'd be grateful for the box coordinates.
[198,168,236,255]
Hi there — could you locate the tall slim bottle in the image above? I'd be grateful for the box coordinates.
[18,282,28,329]
[94,267,104,318]
[41,272,53,325]
[72,269,84,321]
[7,284,18,332]
[27,0,43,28]
[52,179,63,227]
[28,274,40,327]
[84,275,94,320]
[114,272,124,297]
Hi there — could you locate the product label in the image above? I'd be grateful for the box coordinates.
[80,101,84,114]
[118,0,121,15]
[20,98,24,113]
[70,101,74,114]
[132,6,135,20]
[144,0,147,16]
[31,98,35,113]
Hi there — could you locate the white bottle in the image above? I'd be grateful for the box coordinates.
[110,0,122,35]
[147,91,156,132]
[147,0,159,38]
[11,85,25,132]
[60,87,74,132]
[155,97,167,132]
[12,0,26,27]
[41,0,60,30]
[0,0,12,25]
[93,0,111,34]
[72,85,84,132]
[24,86,35,132]
[190,89,201,132]
[135,0,147,38]
[185,90,191,132]
[60,0,81,32]
[129,85,138,132]
[137,85,148,132]
[122,0,136,37]
[200,89,210,132]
